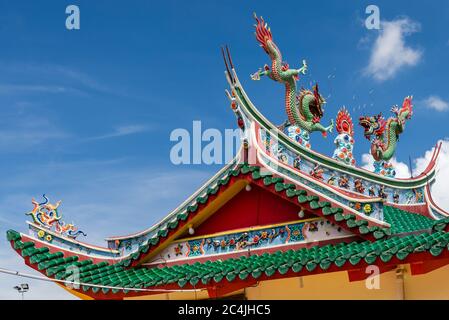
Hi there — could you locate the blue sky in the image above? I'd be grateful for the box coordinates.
[0,0,449,299]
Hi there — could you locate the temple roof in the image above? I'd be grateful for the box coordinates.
[8,157,449,299]
[6,151,449,299]
[7,211,449,299]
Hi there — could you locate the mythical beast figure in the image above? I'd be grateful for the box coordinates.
[27,194,87,240]
[251,15,333,148]
[359,96,413,177]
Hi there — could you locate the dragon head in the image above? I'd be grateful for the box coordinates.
[297,84,326,123]
[311,84,326,120]
[359,113,386,140]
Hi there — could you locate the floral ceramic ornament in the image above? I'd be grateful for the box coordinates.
[363,204,372,215]
[373,160,396,178]
[284,125,311,149]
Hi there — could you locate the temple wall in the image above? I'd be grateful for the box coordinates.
[403,264,449,299]
[124,263,449,300]
[244,270,400,300]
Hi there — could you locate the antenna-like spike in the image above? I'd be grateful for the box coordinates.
[221,46,231,76]
[409,155,414,178]
[226,45,234,70]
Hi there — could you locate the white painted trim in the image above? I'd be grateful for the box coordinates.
[21,232,123,261]
[27,222,119,254]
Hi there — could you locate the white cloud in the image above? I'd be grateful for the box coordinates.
[361,139,449,210]
[361,153,411,178]
[414,139,449,209]
[0,115,68,152]
[0,84,84,95]
[0,62,142,100]
[365,18,422,81]
[0,62,110,95]
[86,125,151,141]
[421,95,449,112]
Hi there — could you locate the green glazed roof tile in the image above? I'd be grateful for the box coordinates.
[384,206,434,234]
[8,227,449,297]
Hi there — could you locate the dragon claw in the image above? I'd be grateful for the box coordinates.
[328,119,334,133]
[299,59,308,75]
[251,72,261,81]
[391,105,399,115]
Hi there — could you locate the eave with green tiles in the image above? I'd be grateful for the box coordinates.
[8,219,449,299]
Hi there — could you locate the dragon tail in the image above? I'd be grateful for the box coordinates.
[254,14,273,54]
[400,95,413,120]
[39,194,49,206]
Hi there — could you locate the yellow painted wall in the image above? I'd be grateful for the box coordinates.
[125,289,210,300]
[245,270,401,300]
[118,264,449,300]
[403,264,449,300]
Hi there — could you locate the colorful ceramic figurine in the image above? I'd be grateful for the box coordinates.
[368,186,376,197]
[27,195,86,240]
[327,174,337,186]
[354,179,365,194]
[293,155,301,170]
[333,107,356,166]
[378,185,388,200]
[393,191,400,204]
[359,96,413,177]
[251,14,333,149]
[338,175,350,189]
[310,164,324,181]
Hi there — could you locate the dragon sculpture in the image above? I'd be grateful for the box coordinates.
[26,194,87,240]
[333,107,356,166]
[251,14,333,148]
[359,96,413,177]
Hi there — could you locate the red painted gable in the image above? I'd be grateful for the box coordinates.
[193,183,309,236]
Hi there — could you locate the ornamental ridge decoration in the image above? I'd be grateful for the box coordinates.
[248,14,413,178]
[26,194,87,240]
